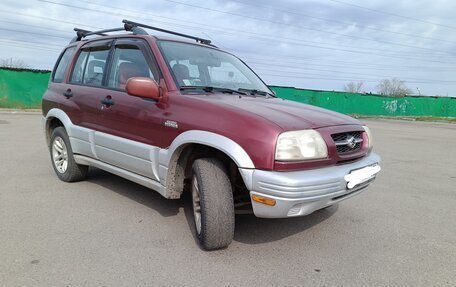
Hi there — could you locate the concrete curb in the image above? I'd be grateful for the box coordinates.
[0,109,41,114]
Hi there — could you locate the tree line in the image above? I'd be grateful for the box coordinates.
[344,78,413,97]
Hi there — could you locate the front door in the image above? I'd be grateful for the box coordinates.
[93,38,166,181]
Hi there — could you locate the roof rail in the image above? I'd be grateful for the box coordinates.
[122,19,214,46]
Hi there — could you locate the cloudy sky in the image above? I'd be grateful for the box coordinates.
[1,0,455,96]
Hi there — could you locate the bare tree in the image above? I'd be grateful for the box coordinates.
[0,58,29,69]
[376,78,412,97]
[343,81,365,93]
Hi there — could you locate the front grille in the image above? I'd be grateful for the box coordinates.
[331,131,363,155]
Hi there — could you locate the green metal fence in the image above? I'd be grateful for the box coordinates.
[270,86,456,117]
[1,68,455,117]
[0,68,50,109]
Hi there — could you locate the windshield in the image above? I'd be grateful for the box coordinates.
[158,40,271,94]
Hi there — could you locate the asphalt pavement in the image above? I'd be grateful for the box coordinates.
[1,112,455,286]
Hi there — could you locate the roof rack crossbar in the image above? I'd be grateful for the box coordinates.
[83,27,125,37]
[70,26,145,43]
[70,20,214,46]
[122,19,212,45]
[74,28,108,37]
[72,28,108,43]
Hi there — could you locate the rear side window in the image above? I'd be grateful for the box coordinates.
[70,50,89,84]
[83,50,110,86]
[70,46,110,87]
[52,47,76,83]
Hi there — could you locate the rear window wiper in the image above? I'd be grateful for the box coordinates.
[237,88,276,98]
[180,86,246,95]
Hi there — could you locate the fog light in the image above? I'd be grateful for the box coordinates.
[251,194,276,206]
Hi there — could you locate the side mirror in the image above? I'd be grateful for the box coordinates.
[125,77,161,101]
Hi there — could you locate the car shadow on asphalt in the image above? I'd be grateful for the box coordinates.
[181,195,338,246]
[86,167,184,217]
[232,206,338,245]
[86,167,338,246]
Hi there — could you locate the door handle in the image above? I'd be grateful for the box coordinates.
[100,96,115,107]
[63,89,73,99]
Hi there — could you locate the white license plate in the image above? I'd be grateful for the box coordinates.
[344,164,381,189]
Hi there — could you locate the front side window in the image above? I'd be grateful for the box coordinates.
[69,47,110,86]
[52,46,76,83]
[108,45,156,90]
[158,41,271,93]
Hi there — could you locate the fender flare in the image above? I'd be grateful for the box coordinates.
[159,130,255,170]
[43,108,75,146]
[44,108,74,132]
[158,130,255,198]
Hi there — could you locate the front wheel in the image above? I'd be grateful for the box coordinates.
[191,158,235,250]
[50,127,88,182]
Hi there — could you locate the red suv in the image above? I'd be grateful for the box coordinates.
[42,20,381,250]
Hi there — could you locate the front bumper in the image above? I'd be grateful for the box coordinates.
[239,153,381,218]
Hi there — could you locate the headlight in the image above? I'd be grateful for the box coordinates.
[275,130,328,161]
[363,126,373,150]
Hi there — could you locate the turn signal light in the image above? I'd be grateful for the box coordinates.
[251,194,276,206]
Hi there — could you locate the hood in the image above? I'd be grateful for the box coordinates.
[189,93,361,130]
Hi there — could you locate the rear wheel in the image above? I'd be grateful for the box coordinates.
[50,127,88,182]
[191,158,235,250]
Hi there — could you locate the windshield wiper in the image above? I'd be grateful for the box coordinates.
[180,86,246,95]
[237,88,276,98]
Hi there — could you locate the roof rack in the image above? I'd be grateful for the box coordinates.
[70,26,144,43]
[122,19,213,46]
[71,20,214,47]
[74,28,107,38]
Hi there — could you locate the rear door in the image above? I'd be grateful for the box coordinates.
[66,40,113,132]
[45,46,77,108]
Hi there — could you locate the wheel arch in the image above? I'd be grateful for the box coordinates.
[159,131,255,198]
[44,108,73,148]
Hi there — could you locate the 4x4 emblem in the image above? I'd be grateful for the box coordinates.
[164,120,178,129]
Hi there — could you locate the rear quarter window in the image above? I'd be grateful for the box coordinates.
[52,47,76,83]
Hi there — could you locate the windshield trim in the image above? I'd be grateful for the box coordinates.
[156,39,274,95]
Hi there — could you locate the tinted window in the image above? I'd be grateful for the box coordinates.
[107,46,156,90]
[70,50,89,84]
[52,47,76,83]
[70,45,110,87]
[82,49,110,86]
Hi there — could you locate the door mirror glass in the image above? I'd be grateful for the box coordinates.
[125,77,160,100]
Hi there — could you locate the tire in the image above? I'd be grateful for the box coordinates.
[191,158,235,250]
[50,127,88,182]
